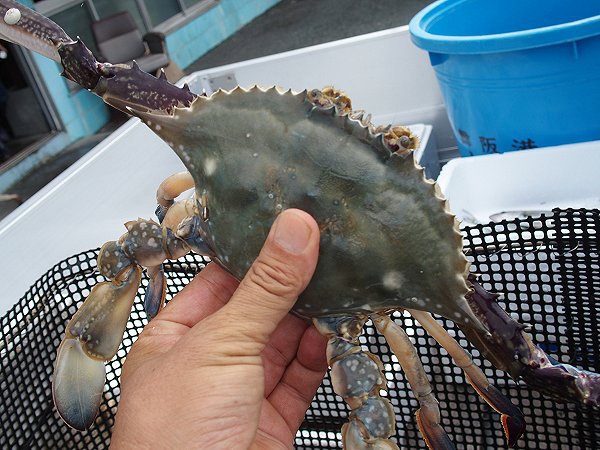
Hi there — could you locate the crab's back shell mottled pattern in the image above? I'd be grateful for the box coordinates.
[135,87,477,326]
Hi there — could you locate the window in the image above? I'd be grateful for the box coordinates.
[143,0,181,28]
[182,0,208,8]
[92,0,146,33]
[48,4,98,54]
[35,0,217,35]
[32,0,216,93]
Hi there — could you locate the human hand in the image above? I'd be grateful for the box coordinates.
[110,209,327,449]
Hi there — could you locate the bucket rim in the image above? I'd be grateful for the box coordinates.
[409,0,600,54]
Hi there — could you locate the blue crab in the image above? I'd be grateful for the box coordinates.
[0,2,598,448]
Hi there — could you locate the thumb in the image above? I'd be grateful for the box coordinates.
[220,208,320,348]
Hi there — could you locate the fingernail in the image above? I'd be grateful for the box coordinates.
[272,210,313,254]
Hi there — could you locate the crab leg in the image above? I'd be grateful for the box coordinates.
[462,275,600,406]
[407,309,526,448]
[122,205,214,318]
[148,172,195,316]
[155,171,195,221]
[314,315,399,450]
[143,264,167,318]
[149,173,214,316]
[372,314,455,450]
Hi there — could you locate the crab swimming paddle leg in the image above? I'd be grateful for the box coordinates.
[53,210,214,428]
[53,265,142,430]
[155,171,195,222]
[314,315,400,449]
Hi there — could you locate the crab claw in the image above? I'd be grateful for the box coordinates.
[52,265,142,430]
[0,0,193,111]
[0,0,101,90]
[0,0,73,62]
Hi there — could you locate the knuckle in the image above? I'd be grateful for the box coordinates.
[247,257,304,299]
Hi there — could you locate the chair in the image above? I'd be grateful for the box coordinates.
[91,11,170,74]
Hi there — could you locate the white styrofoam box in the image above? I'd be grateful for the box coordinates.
[180,26,443,117]
[0,121,186,314]
[437,140,600,225]
[179,26,456,149]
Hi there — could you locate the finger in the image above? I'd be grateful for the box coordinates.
[129,264,239,368]
[146,263,238,333]
[267,326,328,432]
[262,313,311,397]
[216,209,320,348]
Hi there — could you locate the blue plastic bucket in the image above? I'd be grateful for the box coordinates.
[409,0,600,156]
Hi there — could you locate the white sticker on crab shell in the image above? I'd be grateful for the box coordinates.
[4,8,21,25]
[382,271,405,291]
[204,157,217,176]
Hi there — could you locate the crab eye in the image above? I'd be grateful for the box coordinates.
[399,135,412,149]
[308,89,321,100]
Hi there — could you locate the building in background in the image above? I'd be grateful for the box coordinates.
[0,0,279,173]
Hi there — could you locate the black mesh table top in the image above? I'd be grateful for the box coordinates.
[1,208,598,449]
